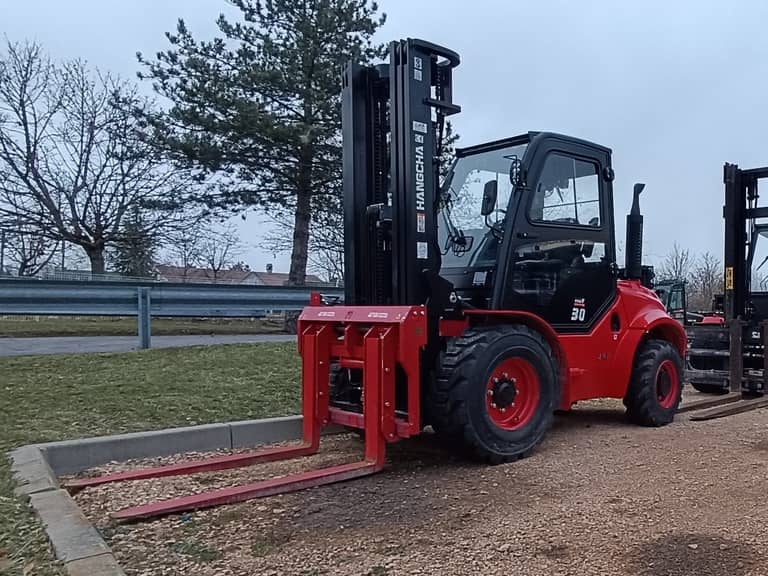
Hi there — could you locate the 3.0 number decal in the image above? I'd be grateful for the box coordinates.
[570,307,586,322]
[570,298,586,322]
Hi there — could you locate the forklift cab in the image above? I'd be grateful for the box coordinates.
[654,280,687,322]
[439,132,617,332]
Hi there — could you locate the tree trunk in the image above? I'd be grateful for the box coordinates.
[85,246,106,275]
[288,145,314,285]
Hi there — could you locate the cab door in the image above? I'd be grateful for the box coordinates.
[494,136,617,333]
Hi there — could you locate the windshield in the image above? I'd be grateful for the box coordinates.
[439,143,528,268]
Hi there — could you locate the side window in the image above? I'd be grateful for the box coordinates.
[529,154,601,227]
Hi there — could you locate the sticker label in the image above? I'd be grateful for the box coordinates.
[412,121,428,134]
[414,56,423,81]
[417,212,425,233]
[417,241,428,259]
[725,266,734,290]
[473,271,487,286]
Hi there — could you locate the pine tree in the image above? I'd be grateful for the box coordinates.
[138,0,385,284]
[113,206,157,278]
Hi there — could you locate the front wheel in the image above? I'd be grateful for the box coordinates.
[624,339,683,426]
[429,325,558,464]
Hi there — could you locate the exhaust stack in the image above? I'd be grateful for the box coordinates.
[625,183,645,280]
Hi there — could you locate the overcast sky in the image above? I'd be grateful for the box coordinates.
[4,0,768,273]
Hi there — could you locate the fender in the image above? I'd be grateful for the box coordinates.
[608,304,688,395]
[628,307,687,356]
[617,279,687,357]
[445,309,569,404]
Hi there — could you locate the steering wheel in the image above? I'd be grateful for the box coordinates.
[544,185,565,203]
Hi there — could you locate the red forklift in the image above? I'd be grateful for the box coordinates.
[68,39,687,519]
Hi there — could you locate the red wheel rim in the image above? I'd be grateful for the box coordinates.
[656,359,680,409]
[485,357,540,431]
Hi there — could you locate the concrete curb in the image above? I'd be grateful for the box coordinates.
[42,415,304,476]
[10,445,57,496]
[8,414,311,576]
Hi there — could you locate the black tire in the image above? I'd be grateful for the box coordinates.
[624,339,683,426]
[429,325,558,464]
[690,382,728,395]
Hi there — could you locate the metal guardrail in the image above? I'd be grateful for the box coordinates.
[0,279,343,349]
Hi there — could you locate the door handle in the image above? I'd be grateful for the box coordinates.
[516,232,538,239]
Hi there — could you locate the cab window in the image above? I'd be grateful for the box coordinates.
[529,154,601,227]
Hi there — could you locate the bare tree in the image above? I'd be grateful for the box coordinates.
[657,242,693,282]
[0,40,197,274]
[266,204,343,285]
[3,223,58,276]
[688,251,722,310]
[164,226,204,281]
[200,224,242,282]
[59,240,90,271]
[310,229,344,285]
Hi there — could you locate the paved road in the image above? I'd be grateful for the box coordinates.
[0,334,296,357]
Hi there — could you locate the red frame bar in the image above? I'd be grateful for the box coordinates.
[329,408,412,438]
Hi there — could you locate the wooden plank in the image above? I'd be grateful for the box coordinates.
[677,392,742,413]
[689,396,768,421]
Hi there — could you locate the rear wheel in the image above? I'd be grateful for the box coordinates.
[429,325,558,463]
[624,339,683,426]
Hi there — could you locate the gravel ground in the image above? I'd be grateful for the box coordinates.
[71,395,768,576]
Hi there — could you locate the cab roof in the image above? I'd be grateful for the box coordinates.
[455,131,612,158]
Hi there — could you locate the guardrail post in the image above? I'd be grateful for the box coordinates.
[137,287,151,349]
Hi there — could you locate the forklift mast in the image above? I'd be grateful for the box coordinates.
[723,163,768,321]
[342,39,460,307]
[686,163,768,396]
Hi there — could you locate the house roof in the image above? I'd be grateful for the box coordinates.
[155,265,330,286]
[155,265,252,283]
[251,271,293,286]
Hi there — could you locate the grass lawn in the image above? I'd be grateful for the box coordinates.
[0,317,285,338]
[0,342,301,576]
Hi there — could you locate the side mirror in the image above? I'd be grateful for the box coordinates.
[481,180,498,216]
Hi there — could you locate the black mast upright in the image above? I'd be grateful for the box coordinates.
[342,39,460,307]
[723,163,747,322]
